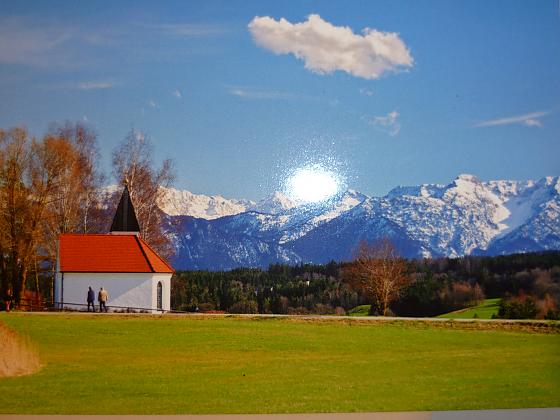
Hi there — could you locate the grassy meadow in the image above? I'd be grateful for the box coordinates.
[347,304,371,316]
[438,299,502,319]
[0,313,559,414]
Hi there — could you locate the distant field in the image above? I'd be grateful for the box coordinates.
[438,299,501,319]
[347,304,370,316]
[0,313,559,414]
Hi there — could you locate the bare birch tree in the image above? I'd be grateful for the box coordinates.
[18,135,77,301]
[112,129,174,258]
[47,122,105,234]
[0,127,30,302]
[0,129,68,301]
[343,239,411,316]
[0,124,105,303]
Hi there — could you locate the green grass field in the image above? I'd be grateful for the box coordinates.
[1,313,559,414]
[438,299,501,319]
[347,304,370,316]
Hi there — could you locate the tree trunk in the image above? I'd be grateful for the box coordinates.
[11,250,20,304]
[35,259,40,293]
[50,266,55,306]
[0,244,6,297]
[382,297,389,316]
[19,265,28,305]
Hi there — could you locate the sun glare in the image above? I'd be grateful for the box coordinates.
[284,165,341,204]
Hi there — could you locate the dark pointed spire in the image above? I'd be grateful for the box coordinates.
[110,184,140,234]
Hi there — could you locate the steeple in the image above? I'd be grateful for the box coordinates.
[110,184,140,235]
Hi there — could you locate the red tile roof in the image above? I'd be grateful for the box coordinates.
[59,234,173,273]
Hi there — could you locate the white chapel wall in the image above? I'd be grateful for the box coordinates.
[58,272,158,311]
[151,273,172,311]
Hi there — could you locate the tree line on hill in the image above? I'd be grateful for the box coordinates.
[172,250,560,319]
[0,123,174,306]
[395,250,560,319]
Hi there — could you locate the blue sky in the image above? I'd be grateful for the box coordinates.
[1,0,559,200]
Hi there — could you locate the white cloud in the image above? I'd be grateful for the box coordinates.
[369,110,401,136]
[172,89,182,99]
[78,81,116,90]
[148,100,157,108]
[248,14,413,80]
[475,111,548,128]
[229,86,304,100]
[523,118,542,127]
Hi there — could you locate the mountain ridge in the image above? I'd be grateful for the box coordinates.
[158,174,559,270]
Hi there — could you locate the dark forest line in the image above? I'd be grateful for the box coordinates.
[171,251,560,319]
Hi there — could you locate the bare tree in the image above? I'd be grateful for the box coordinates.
[0,124,105,303]
[0,131,5,292]
[19,135,77,302]
[343,239,411,316]
[112,129,174,258]
[38,123,105,302]
[0,127,30,302]
[47,122,105,234]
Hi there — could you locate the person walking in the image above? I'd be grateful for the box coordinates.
[98,287,109,313]
[87,286,96,312]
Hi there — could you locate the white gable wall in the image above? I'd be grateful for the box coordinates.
[150,273,172,312]
[55,272,171,312]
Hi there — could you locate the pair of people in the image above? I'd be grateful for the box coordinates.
[87,286,109,312]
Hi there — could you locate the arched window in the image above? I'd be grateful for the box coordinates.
[157,281,163,310]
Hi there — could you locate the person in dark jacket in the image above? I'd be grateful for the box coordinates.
[5,288,13,312]
[87,286,95,312]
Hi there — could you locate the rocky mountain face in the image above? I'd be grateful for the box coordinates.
[161,175,560,270]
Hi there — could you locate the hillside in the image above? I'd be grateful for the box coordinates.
[437,299,501,319]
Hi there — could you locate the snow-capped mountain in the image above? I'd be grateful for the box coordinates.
[158,187,255,219]
[255,191,297,214]
[158,188,299,219]
[161,174,560,270]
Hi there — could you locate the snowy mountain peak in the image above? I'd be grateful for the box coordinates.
[158,187,254,219]
[167,174,560,270]
[553,177,560,194]
[537,175,560,193]
[456,173,480,182]
[386,185,421,199]
[449,173,483,193]
[442,174,505,208]
[344,189,367,200]
[386,182,447,199]
[337,189,367,208]
[255,191,297,214]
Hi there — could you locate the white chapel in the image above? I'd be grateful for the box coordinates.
[54,185,173,312]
